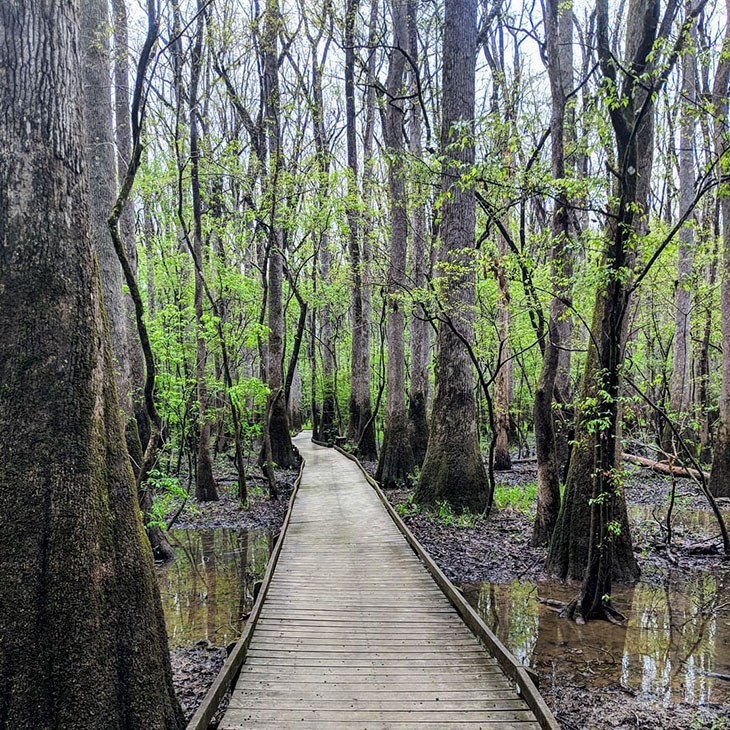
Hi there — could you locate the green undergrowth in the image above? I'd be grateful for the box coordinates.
[396,480,542,526]
[395,492,480,528]
[492,481,538,515]
[143,469,191,530]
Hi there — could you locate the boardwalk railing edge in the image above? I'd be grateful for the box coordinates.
[333,443,561,730]
[185,455,306,730]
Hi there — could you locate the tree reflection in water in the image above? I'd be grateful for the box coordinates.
[463,569,730,707]
[157,528,272,648]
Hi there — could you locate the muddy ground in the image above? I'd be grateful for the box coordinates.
[164,465,298,531]
[170,642,230,725]
[388,460,730,585]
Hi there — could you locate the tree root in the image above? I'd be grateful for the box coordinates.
[559,596,627,625]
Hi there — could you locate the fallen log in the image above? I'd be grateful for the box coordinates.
[623,453,710,482]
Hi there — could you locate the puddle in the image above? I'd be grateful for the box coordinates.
[463,569,730,706]
[629,502,725,540]
[157,528,273,648]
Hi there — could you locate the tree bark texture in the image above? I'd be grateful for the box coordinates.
[376,0,415,487]
[415,0,488,513]
[0,2,183,726]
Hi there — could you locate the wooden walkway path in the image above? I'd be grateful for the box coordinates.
[215,433,555,729]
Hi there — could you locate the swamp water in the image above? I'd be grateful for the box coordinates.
[464,501,730,708]
[462,571,730,707]
[157,527,273,648]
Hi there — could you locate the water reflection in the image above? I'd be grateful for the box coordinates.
[629,502,722,540]
[157,528,272,649]
[463,570,730,705]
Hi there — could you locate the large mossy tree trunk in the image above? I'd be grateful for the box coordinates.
[376,0,415,487]
[0,2,183,727]
[415,0,488,513]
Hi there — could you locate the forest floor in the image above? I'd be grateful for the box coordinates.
[385,462,730,730]
[166,466,298,530]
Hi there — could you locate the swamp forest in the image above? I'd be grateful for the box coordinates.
[1,0,730,728]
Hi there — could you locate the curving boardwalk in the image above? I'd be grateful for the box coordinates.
[219,433,546,729]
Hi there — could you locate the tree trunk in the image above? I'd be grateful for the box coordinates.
[709,8,730,498]
[407,0,430,468]
[662,48,697,454]
[376,0,415,487]
[262,0,297,469]
[81,0,131,415]
[311,35,337,443]
[533,0,573,546]
[349,0,380,461]
[111,0,149,448]
[288,363,304,432]
[548,0,679,617]
[494,238,512,471]
[190,1,218,501]
[415,0,488,513]
[0,2,183,726]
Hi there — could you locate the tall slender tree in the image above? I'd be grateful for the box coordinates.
[190,0,218,501]
[663,44,697,453]
[112,0,149,449]
[407,0,431,467]
[345,0,379,460]
[81,0,130,417]
[376,0,416,487]
[549,0,704,621]
[262,0,298,469]
[533,0,575,545]
[708,0,730,498]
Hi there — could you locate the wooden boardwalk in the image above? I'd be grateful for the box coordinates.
[218,433,552,729]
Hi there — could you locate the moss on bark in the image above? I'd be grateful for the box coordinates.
[0,4,183,726]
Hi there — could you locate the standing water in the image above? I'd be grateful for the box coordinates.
[157,528,273,649]
[462,569,730,707]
